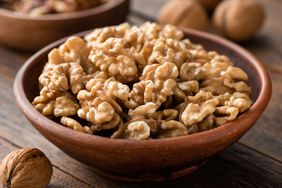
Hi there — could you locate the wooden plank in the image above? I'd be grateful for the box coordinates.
[0,137,92,188]
[240,70,282,161]
[114,143,282,187]
[187,143,282,188]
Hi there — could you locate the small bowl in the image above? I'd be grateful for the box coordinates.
[0,0,129,51]
[14,28,271,182]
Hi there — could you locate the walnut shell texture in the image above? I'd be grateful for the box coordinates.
[212,0,265,42]
[158,0,209,31]
[0,148,53,188]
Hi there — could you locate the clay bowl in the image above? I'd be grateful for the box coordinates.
[14,28,271,182]
[0,0,129,51]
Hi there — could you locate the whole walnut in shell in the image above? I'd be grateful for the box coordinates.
[212,0,265,42]
[0,148,53,188]
[158,0,209,31]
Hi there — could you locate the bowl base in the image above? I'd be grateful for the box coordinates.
[91,161,207,182]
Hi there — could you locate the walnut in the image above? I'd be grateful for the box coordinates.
[214,106,239,126]
[173,80,199,102]
[140,22,184,41]
[200,77,234,95]
[215,92,252,114]
[77,77,129,125]
[179,62,202,81]
[125,121,151,140]
[39,63,85,94]
[221,67,252,94]
[216,93,232,105]
[0,148,53,188]
[103,79,130,101]
[198,55,233,80]
[187,124,200,134]
[49,0,101,13]
[122,118,187,139]
[90,113,121,132]
[61,117,93,134]
[213,0,265,42]
[78,94,117,125]
[33,91,79,117]
[158,120,188,138]
[4,0,102,15]
[183,41,217,64]
[55,37,97,74]
[148,109,179,121]
[158,0,209,31]
[195,56,251,95]
[225,92,252,113]
[89,38,140,83]
[147,38,192,68]
[126,62,178,109]
[111,121,127,139]
[85,23,131,45]
[8,0,47,14]
[198,115,215,131]
[181,91,219,127]
[33,62,85,115]
[128,102,158,117]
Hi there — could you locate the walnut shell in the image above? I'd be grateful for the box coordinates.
[158,0,209,31]
[0,148,53,188]
[212,0,265,42]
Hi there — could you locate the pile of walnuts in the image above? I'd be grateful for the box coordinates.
[2,0,102,15]
[33,22,252,140]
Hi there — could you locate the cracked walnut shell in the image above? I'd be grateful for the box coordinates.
[0,148,53,188]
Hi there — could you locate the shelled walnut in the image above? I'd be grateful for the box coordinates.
[32,22,253,140]
[2,0,102,16]
[0,148,53,188]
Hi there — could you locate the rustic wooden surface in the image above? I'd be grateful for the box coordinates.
[0,0,281,187]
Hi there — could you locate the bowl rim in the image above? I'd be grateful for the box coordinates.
[0,0,127,21]
[14,27,272,147]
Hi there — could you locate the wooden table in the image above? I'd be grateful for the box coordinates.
[0,0,281,187]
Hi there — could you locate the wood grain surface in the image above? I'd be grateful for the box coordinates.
[0,0,281,187]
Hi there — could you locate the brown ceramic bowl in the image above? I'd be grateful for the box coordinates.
[0,0,129,51]
[13,28,271,182]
